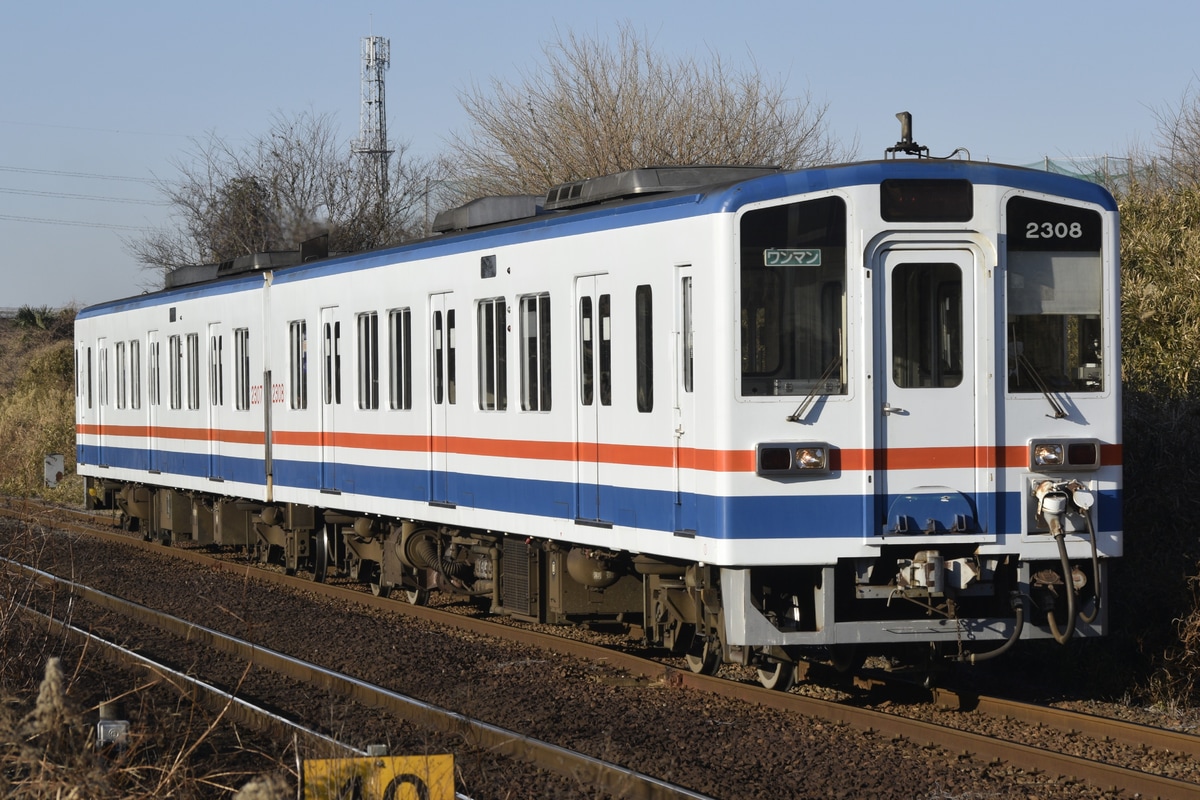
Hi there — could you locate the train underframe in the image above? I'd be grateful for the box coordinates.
[87,477,1104,691]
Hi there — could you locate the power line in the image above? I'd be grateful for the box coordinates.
[0,186,164,205]
[0,213,154,232]
[0,164,155,184]
[0,118,189,139]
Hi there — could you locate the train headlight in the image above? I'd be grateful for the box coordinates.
[1029,439,1101,472]
[796,447,827,470]
[1032,443,1063,467]
[756,443,831,476]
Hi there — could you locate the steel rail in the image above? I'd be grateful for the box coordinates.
[932,687,1200,761]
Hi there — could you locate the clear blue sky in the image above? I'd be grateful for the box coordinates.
[2,0,1194,310]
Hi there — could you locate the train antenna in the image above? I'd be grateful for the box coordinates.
[886,112,972,160]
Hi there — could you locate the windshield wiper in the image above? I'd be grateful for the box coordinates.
[1015,354,1067,419]
[788,355,842,423]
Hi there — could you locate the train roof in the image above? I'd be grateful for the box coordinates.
[79,159,1117,319]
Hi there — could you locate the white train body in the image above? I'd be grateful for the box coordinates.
[77,160,1121,675]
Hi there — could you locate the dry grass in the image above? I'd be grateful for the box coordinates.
[1110,172,1200,709]
[1144,566,1200,711]
[0,518,295,798]
[0,312,82,505]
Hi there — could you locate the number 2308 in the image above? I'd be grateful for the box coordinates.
[1026,221,1083,239]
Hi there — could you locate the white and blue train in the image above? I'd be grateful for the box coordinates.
[76,144,1121,687]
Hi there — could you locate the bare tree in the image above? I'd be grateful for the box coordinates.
[1154,83,1200,186]
[129,110,442,283]
[446,22,854,199]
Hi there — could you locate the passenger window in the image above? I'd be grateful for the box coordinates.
[357,312,379,410]
[209,334,224,407]
[115,341,127,409]
[520,294,551,411]
[234,328,250,411]
[98,344,109,407]
[148,340,160,407]
[579,297,593,407]
[187,333,200,410]
[477,298,507,411]
[289,321,307,410]
[447,310,456,405]
[636,285,653,412]
[130,339,141,410]
[433,310,456,405]
[323,321,342,405]
[682,276,694,393]
[169,335,182,410]
[388,308,412,410]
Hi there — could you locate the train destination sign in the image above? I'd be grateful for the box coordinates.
[764,248,822,266]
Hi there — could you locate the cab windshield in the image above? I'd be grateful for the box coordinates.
[1006,197,1104,393]
[739,196,847,397]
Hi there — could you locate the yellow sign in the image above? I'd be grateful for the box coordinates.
[303,754,454,800]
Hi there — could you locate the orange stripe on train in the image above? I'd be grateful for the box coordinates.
[77,425,1122,471]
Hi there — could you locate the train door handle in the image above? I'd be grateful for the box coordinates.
[882,402,906,416]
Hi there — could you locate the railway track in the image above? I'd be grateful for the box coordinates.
[10,557,713,800]
[5,498,1199,798]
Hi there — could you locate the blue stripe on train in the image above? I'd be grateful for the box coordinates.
[78,444,1121,538]
[78,162,1115,321]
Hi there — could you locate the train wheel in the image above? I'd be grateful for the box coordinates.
[258,543,283,566]
[756,658,796,691]
[310,524,333,583]
[830,644,865,674]
[363,562,390,597]
[684,631,721,675]
[404,587,430,606]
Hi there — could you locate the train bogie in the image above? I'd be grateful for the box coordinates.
[76,156,1121,680]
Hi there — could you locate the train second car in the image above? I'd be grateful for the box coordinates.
[76,154,1121,688]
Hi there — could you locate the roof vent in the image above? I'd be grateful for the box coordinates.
[544,165,780,211]
[433,195,544,232]
[165,250,304,289]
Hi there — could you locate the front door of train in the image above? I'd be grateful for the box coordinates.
[575,274,613,523]
[874,247,985,536]
[674,267,698,535]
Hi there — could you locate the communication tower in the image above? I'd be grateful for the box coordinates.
[354,36,393,200]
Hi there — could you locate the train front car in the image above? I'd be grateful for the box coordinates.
[654,160,1121,683]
